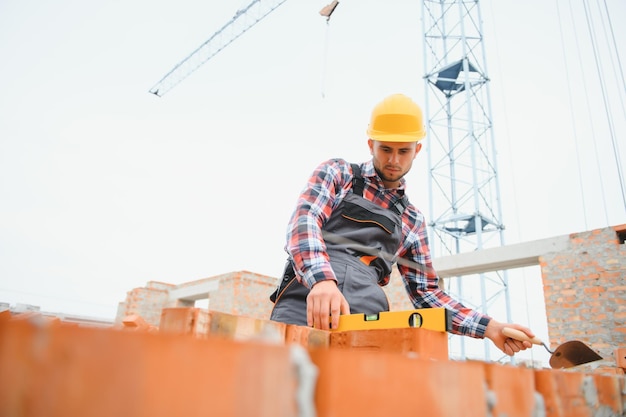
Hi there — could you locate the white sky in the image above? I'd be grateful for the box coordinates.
[1,0,625,364]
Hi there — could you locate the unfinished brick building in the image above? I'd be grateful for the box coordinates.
[117,224,625,362]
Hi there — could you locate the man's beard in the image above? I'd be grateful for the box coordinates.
[375,166,407,183]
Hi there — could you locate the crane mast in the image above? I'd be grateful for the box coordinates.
[421,0,511,362]
[149,0,288,97]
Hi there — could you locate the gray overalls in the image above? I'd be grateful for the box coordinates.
[269,163,408,326]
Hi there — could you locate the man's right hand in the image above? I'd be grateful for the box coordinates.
[306,279,350,330]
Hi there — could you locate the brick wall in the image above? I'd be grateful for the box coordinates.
[116,272,277,327]
[540,225,626,360]
[208,271,277,319]
[3,310,624,417]
[116,282,177,326]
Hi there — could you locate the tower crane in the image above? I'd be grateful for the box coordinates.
[149,0,339,97]
[149,0,288,97]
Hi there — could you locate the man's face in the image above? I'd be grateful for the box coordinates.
[368,139,422,188]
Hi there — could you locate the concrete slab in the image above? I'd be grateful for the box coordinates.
[434,234,571,277]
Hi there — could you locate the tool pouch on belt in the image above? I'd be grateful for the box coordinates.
[269,259,297,303]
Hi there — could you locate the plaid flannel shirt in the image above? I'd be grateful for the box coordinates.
[285,158,491,338]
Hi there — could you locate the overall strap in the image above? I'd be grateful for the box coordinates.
[350,163,365,197]
[391,196,409,216]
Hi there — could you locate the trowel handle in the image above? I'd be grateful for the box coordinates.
[502,327,543,345]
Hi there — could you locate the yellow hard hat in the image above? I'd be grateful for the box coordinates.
[366,93,426,142]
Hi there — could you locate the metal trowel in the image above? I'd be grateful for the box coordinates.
[502,327,603,369]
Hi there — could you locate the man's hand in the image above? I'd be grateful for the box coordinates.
[484,319,535,356]
[306,280,350,330]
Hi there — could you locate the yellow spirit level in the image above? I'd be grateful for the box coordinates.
[332,308,451,332]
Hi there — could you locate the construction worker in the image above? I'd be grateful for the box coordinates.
[269,93,535,356]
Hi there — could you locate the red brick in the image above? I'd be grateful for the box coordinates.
[206,310,286,343]
[329,327,448,360]
[284,324,330,348]
[310,348,487,417]
[535,369,604,417]
[159,307,207,336]
[121,314,155,332]
[0,318,297,417]
[592,374,624,414]
[160,308,288,344]
[483,362,537,417]
[616,347,626,369]
[0,309,11,322]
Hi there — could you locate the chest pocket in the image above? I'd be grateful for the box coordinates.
[345,163,408,233]
[341,200,397,234]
